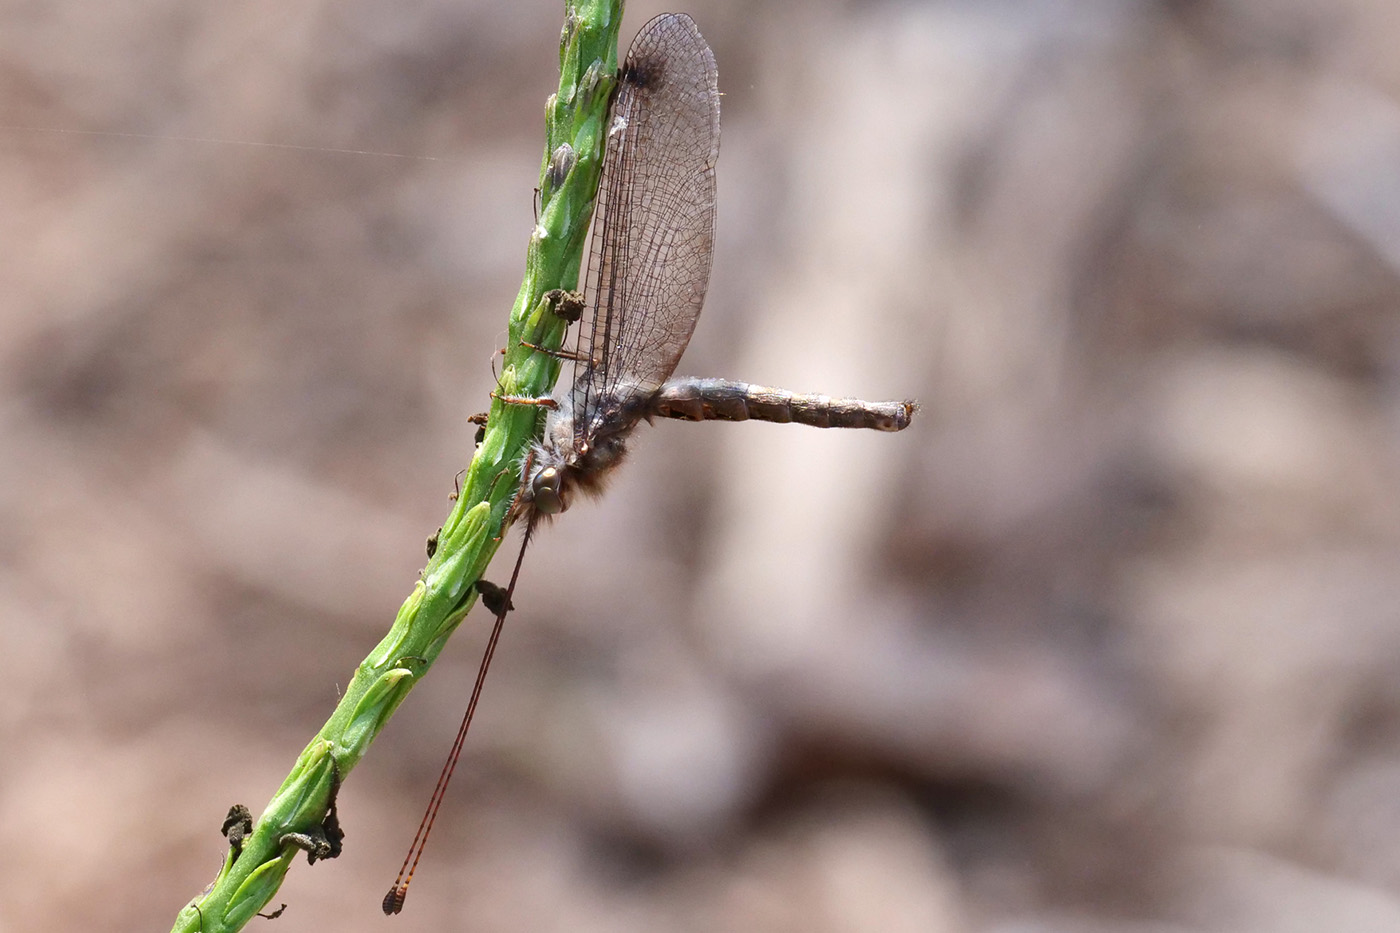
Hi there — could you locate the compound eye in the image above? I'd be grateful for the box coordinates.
[531,466,564,515]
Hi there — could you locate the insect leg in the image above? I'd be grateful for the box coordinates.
[489,391,559,410]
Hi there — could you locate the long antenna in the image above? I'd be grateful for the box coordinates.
[382,518,536,915]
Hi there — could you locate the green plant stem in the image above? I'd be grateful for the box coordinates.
[169,4,622,930]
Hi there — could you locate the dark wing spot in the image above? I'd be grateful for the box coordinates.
[622,53,665,90]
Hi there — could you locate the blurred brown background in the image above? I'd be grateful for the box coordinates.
[5,0,1400,929]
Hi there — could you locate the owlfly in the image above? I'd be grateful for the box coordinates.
[384,12,914,913]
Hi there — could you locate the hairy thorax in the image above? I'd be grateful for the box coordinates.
[521,386,654,517]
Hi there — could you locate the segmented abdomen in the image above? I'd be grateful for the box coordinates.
[651,378,915,432]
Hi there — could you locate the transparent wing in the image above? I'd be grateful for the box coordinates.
[571,12,720,440]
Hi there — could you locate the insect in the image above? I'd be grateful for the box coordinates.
[384,12,914,914]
